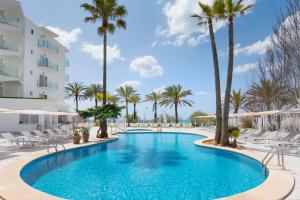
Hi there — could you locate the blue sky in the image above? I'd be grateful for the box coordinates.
[20,0,287,120]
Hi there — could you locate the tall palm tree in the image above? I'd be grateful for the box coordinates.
[220,0,253,146]
[65,82,86,111]
[108,95,120,105]
[192,0,223,144]
[129,95,141,122]
[84,84,102,107]
[116,86,136,124]
[230,89,247,113]
[81,0,127,138]
[160,85,194,123]
[145,92,161,123]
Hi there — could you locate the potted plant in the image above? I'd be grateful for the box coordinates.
[229,126,240,148]
[72,129,81,144]
[82,127,90,143]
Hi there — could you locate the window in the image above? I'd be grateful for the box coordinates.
[39,75,48,87]
[31,29,34,35]
[31,50,34,55]
[19,114,39,124]
[30,70,33,75]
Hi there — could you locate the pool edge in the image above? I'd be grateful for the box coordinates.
[194,137,295,200]
[0,129,295,200]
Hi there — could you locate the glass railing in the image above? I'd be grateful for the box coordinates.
[38,39,59,54]
[65,74,69,82]
[64,59,70,67]
[0,12,21,27]
[38,80,59,89]
[0,64,22,80]
[0,40,19,53]
[38,57,58,71]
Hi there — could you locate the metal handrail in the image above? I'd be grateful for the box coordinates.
[261,144,285,176]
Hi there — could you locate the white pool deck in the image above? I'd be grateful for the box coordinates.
[0,127,298,200]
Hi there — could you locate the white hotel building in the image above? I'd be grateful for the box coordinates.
[0,0,71,132]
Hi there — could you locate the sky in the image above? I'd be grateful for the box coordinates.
[19,0,288,120]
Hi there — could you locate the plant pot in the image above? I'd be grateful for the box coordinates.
[82,134,90,143]
[72,135,81,144]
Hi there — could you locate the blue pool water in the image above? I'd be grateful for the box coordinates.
[127,128,153,131]
[21,132,266,200]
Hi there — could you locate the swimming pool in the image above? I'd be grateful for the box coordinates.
[21,132,266,200]
[126,128,153,131]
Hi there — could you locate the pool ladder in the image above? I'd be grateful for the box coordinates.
[261,144,285,176]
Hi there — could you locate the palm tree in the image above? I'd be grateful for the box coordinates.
[129,95,141,122]
[116,86,136,124]
[81,0,127,138]
[160,85,194,123]
[220,0,253,146]
[65,82,86,111]
[85,84,102,107]
[145,92,161,123]
[108,95,120,105]
[192,0,223,144]
[230,89,247,113]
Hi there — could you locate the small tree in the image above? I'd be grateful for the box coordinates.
[78,104,123,138]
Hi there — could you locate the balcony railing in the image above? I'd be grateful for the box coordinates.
[0,64,22,80]
[0,12,21,27]
[38,39,59,54]
[64,59,70,67]
[65,74,70,82]
[38,57,58,71]
[38,80,58,89]
[0,40,19,53]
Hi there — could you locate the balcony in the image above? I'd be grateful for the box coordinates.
[64,59,70,67]
[38,57,58,71]
[38,79,58,90]
[0,12,21,27]
[65,74,69,82]
[38,39,59,54]
[0,64,22,82]
[0,40,19,53]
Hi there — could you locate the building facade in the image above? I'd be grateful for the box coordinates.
[0,0,71,131]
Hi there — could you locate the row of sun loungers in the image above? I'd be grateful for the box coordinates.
[238,129,300,155]
[0,128,73,154]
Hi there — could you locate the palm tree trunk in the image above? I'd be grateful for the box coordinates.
[208,18,222,144]
[175,103,179,124]
[75,96,79,111]
[126,100,129,126]
[221,17,234,146]
[94,98,97,123]
[100,29,108,138]
[154,102,157,123]
[133,103,136,122]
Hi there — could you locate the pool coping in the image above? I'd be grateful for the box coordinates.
[0,129,295,200]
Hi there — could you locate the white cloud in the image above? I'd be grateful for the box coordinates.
[80,43,124,64]
[195,91,208,96]
[158,0,255,47]
[118,80,141,88]
[130,55,164,78]
[235,35,272,56]
[151,41,158,47]
[46,26,82,49]
[234,63,257,74]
